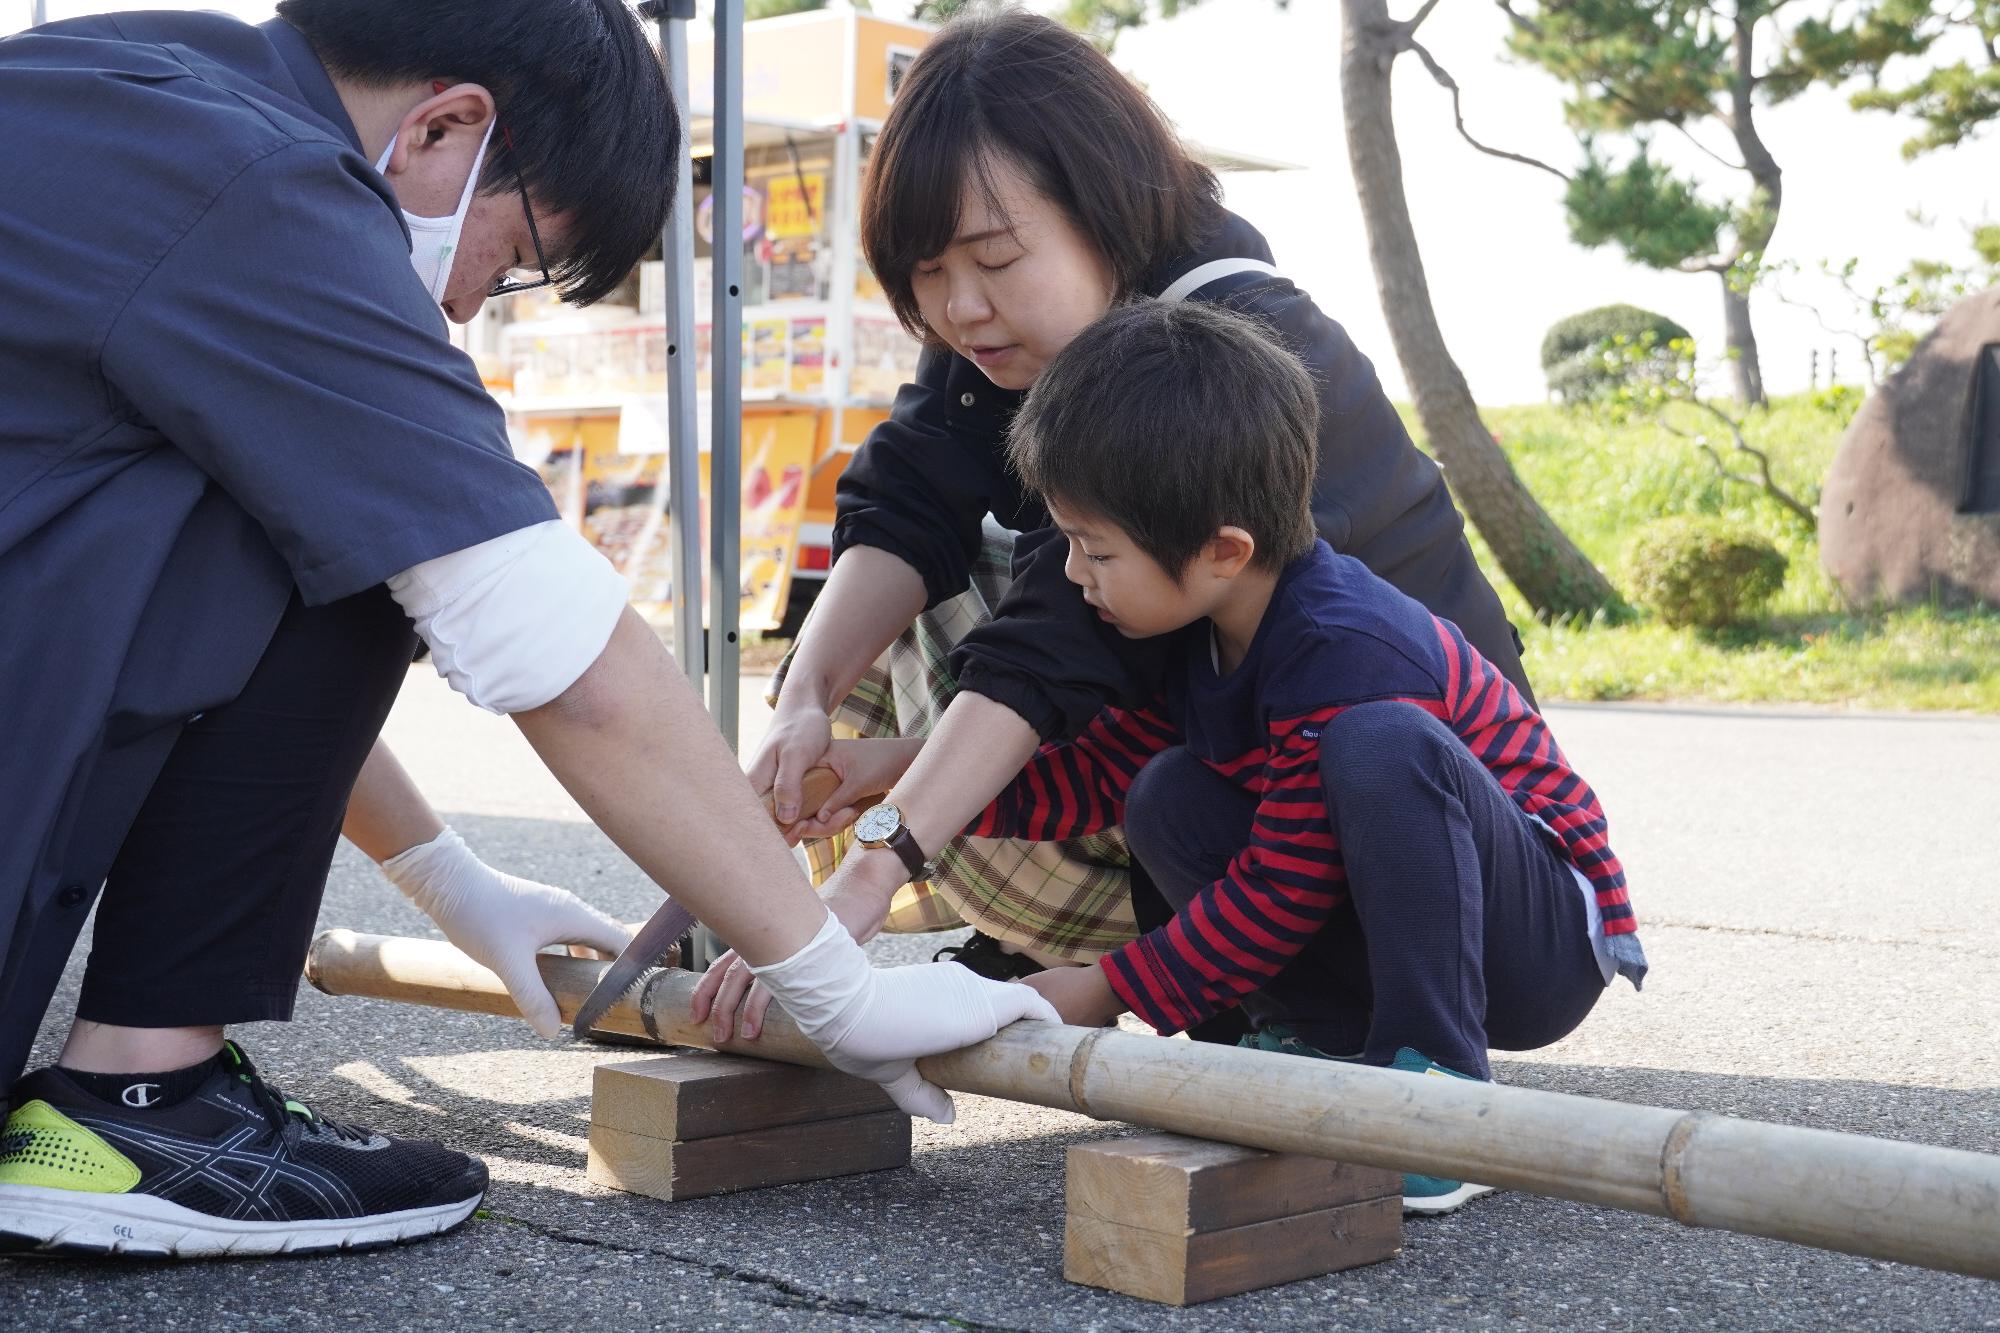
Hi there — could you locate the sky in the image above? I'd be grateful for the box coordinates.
[12,0,1995,404]
[1110,0,1997,403]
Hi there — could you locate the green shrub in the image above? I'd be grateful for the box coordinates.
[1624,516,1788,630]
[1808,382,1864,423]
[1541,304,1691,403]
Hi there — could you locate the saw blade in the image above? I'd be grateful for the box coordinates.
[569,765,882,1038]
[571,896,696,1038]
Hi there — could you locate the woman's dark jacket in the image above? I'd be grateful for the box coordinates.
[832,210,1531,740]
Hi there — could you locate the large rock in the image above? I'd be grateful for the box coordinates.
[1820,286,2000,609]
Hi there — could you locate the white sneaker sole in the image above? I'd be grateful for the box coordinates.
[0,1183,483,1258]
[1403,1182,1497,1216]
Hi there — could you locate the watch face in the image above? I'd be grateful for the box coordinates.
[855,802,901,843]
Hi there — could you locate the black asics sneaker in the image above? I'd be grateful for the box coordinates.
[0,1041,486,1257]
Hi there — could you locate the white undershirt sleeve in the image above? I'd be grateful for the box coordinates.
[387,520,628,714]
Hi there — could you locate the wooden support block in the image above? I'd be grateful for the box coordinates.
[592,1052,896,1141]
[1066,1132,1400,1233]
[587,1054,911,1202]
[586,1111,912,1201]
[1062,1133,1401,1306]
[1064,1195,1402,1306]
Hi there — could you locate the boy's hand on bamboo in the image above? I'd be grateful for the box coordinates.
[691,864,899,1042]
[689,947,774,1045]
[1021,962,1126,1028]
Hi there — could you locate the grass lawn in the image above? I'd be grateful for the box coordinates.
[1403,392,2000,714]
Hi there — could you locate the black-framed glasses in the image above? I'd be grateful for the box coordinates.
[490,141,553,298]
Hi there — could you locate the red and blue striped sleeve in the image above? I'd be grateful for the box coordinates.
[1432,617,1638,938]
[966,703,1180,842]
[1098,708,1348,1034]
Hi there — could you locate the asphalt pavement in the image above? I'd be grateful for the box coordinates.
[6,671,1999,1331]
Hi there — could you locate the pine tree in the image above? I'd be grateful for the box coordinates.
[1782,0,2000,158]
[1499,0,1812,407]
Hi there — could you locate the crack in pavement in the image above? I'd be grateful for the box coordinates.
[477,1209,1036,1332]
[1647,918,2000,955]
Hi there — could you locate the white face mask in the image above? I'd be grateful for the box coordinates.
[375,117,496,305]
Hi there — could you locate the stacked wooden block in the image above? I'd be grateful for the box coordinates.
[585,1052,910,1200]
[1063,1133,1402,1306]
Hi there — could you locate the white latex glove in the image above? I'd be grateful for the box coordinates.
[747,910,1062,1123]
[381,827,633,1039]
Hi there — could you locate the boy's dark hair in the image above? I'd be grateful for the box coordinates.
[1009,301,1319,579]
[860,8,1223,341]
[276,0,675,306]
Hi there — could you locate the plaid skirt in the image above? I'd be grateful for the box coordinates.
[767,526,1137,962]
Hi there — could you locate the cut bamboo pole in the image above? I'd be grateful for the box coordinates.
[305,929,2000,1280]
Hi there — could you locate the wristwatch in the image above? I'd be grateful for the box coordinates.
[854,801,930,881]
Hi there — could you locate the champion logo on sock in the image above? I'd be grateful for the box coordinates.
[121,1083,163,1108]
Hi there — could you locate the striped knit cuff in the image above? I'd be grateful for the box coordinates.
[1100,937,1197,1036]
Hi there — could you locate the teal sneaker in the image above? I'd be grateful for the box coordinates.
[1235,1024,1362,1061]
[1386,1047,1498,1215]
[1236,1030,1498,1216]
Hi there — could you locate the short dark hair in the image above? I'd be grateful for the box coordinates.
[277,0,675,306]
[1009,301,1320,579]
[860,8,1223,341]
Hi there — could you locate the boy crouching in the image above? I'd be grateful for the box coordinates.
[985,300,1648,1214]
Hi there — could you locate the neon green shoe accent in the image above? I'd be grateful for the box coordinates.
[220,1044,313,1121]
[225,1042,258,1088]
[0,1100,141,1194]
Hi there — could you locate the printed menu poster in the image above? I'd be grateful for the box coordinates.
[789,317,826,396]
[747,318,788,393]
[768,235,819,302]
[765,172,825,240]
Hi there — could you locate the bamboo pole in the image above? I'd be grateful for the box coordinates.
[306,930,2000,1280]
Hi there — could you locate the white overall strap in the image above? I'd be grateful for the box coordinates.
[1157,257,1282,304]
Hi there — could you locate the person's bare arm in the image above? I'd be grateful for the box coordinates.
[750,546,926,823]
[893,690,1040,854]
[343,740,446,862]
[512,606,830,965]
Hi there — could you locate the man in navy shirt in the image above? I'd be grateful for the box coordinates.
[0,2,1056,1258]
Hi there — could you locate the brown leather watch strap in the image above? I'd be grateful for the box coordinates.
[883,823,930,881]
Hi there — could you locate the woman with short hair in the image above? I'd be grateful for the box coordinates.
[729,8,1530,1014]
